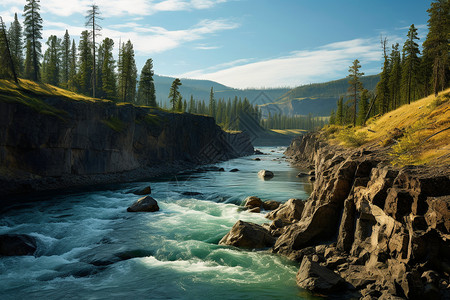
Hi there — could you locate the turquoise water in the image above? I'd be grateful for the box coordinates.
[0,147,315,299]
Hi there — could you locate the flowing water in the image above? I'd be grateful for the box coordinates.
[0,147,316,300]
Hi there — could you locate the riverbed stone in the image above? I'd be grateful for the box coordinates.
[127,196,160,212]
[132,186,151,195]
[262,200,281,210]
[258,169,274,179]
[219,220,275,249]
[244,196,262,209]
[296,256,346,293]
[266,198,304,224]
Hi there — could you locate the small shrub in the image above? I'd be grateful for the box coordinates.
[337,128,368,147]
[389,120,427,166]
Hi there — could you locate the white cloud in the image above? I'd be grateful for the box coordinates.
[178,38,383,89]
[195,44,221,50]
[1,0,228,18]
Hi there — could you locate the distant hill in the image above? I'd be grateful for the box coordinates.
[259,74,380,117]
[153,75,290,106]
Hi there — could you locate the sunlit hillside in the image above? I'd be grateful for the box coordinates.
[324,88,450,166]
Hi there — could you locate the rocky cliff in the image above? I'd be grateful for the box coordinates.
[279,133,450,298]
[220,132,449,299]
[0,94,253,198]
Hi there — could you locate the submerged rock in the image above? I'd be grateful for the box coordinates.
[132,186,152,195]
[219,220,275,249]
[0,234,37,256]
[296,256,346,293]
[127,196,160,212]
[229,168,239,172]
[258,169,274,179]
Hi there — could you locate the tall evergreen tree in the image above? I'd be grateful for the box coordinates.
[388,43,402,110]
[168,78,182,110]
[42,35,61,86]
[188,95,195,113]
[8,13,23,76]
[376,37,390,114]
[61,30,71,87]
[23,39,33,79]
[209,87,216,118]
[336,96,344,125]
[68,39,77,91]
[77,30,93,95]
[0,16,18,81]
[423,0,449,96]
[117,40,137,102]
[137,58,156,106]
[401,24,421,104]
[348,59,364,126]
[85,4,102,98]
[100,38,116,100]
[23,0,43,81]
[357,89,369,126]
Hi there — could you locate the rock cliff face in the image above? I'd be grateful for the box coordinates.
[279,133,450,298]
[0,97,253,197]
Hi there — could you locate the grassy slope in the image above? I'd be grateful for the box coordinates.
[325,88,450,166]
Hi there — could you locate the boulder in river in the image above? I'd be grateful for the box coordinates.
[254,149,264,155]
[0,234,37,256]
[296,256,346,293]
[229,168,239,172]
[132,186,151,195]
[219,220,275,249]
[253,158,261,161]
[127,196,160,212]
[258,169,274,179]
[244,196,263,209]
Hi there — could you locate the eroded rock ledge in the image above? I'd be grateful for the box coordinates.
[223,133,450,299]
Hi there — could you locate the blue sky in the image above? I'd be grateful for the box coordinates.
[1,0,431,88]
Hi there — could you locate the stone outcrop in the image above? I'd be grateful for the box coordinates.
[219,220,275,249]
[132,186,152,195]
[127,196,160,212]
[281,133,450,299]
[296,256,346,293]
[0,97,253,198]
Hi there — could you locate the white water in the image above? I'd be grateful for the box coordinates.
[0,147,317,299]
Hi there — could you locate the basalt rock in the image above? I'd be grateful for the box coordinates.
[244,196,262,209]
[280,132,450,299]
[266,198,304,224]
[262,200,281,211]
[258,169,274,179]
[132,186,152,195]
[296,256,346,293]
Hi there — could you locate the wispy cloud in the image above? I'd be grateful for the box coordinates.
[1,0,228,17]
[43,18,238,55]
[178,38,383,89]
[195,44,221,50]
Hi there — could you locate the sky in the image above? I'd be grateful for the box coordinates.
[1,0,431,89]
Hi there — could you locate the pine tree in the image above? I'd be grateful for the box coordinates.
[100,38,116,100]
[376,37,390,114]
[61,30,71,87]
[137,58,156,106]
[85,4,102,98]
[77,30,93,95]
[401,24,421,104]
[23,40,33,79]
[0,16,18,81]
[388,43,402,110]
[117,40,137,102]
[357,89,369,125]
[423,0,449,96]
[23,0,43,81]
[348,59,364,126]
[188,95,195,113]
[8,13,23,76]
[336,96,344,125]
[329,110,336,125]
[42,35,61,86]
[68,39,77,91]
[209,87,216,118]
[168,78,182,110]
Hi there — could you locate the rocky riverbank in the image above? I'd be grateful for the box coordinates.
[0,95,254,199]
[221,133,450,299]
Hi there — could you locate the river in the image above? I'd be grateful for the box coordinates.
[0,146,316,300]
